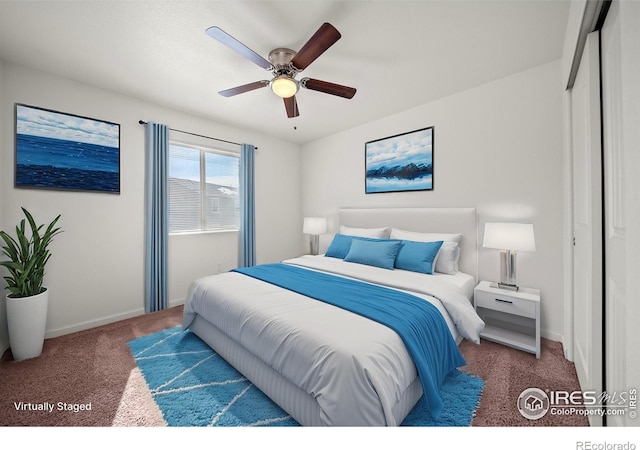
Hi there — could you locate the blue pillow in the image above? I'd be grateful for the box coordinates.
[325,234,356,259]
[344,239,402,270]
[325,234,394,259]
[395,240,444,274]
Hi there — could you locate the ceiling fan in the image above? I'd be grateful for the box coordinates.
[206,23,357,118]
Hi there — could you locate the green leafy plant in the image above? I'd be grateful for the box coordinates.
[0,207,62,298]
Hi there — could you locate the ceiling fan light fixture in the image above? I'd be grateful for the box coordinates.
[271,75,298,98]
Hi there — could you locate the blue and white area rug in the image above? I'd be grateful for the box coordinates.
[128,326,484,427]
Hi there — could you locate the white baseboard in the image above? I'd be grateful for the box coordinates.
[169,298,185,308]
[561,335,574,362]
[540,330,576,365]
[541,329,564,344]
[45,308,146,339]
[44,298,185,339]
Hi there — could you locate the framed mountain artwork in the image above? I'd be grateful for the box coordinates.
[365,126,434,194]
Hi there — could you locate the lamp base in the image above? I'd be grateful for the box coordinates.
[309,235,320,256]
[491,282,520,291]
[498,250,519,291]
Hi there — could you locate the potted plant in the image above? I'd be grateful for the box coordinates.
[0,207,62,360]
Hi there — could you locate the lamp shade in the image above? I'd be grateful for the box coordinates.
[483,223,536,252]
[303,217,327,235]
[271,76,299,98]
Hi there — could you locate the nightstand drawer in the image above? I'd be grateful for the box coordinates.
[475,290,536,318]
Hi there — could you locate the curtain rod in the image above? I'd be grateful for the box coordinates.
[138,120,257,149]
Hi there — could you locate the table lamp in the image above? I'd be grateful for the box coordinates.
[483,223,536,291]
[303,217,327,255]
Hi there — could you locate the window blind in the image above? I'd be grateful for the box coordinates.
[169,143,239,233]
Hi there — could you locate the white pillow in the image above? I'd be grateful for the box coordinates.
[389,228,461,274]
[389,228,462,243]
[434,241,460,274]
[339,225,390,239]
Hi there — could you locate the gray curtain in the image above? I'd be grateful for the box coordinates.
[144,122,169,312]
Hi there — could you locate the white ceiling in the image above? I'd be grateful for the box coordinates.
[0,1,570,144]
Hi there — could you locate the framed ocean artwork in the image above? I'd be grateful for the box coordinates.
[365,126,434,194]
[14,103,120,193]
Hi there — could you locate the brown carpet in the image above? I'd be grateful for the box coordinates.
[459,338,589,426]
[0,306,182,427]
[0,305,588,427]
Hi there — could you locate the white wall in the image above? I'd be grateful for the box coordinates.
[0,62,301,344]
[0,58,7,354]
[301,60,565,341]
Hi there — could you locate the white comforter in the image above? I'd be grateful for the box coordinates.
[285,256,484,344]
[182,256,484,426]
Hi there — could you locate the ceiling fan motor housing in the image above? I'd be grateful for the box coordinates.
[268,48,300,98]
[268,48,298,75]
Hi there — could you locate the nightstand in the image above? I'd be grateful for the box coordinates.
[474,280,541,358]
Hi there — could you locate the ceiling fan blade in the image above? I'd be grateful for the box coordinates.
[206,26,273,70]
[284,96,299,118]
[290,23,341,71]
[219,80,270,97]
[301,78,357,99]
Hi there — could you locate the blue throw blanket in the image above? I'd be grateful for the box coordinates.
[233,263,466,419]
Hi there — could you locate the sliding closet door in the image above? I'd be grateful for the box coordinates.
[571,30,603,427]
[601,0,639,427]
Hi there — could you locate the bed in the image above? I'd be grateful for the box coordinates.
[182,207,485,426]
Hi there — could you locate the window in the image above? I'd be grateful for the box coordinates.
[169,143,239,233]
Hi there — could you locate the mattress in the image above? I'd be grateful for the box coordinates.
[183,256,484,426]
[432,271,476,300]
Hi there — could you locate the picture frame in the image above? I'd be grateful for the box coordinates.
[365,126,434,194]
[14,103,121,194]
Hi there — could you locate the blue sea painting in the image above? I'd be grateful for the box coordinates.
[15,104,120,193]
[365,127,433,193]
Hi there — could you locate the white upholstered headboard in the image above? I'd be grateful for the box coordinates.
[338,207,478,281]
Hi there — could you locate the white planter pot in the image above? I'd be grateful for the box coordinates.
[6,289,49,360]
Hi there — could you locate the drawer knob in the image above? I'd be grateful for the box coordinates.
[495,298,513,304]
